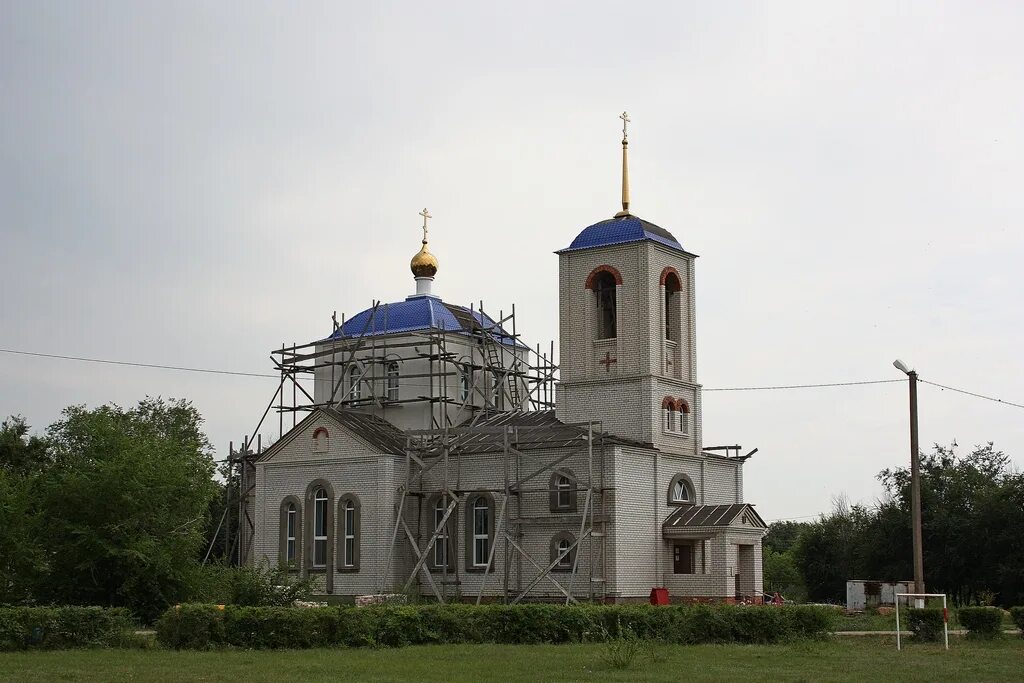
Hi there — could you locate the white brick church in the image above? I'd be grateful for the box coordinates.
[245,117,766,604]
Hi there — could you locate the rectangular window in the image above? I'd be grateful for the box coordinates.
[680,411,689,435]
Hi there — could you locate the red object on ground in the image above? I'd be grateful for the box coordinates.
[650,587,669,605]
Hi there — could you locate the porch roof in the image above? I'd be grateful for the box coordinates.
[662,503,767,530]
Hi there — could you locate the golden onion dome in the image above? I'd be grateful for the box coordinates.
[410,241,438,278]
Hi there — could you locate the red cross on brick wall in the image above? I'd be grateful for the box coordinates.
[599,351,617,372]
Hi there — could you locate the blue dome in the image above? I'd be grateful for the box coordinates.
[557,215,683,253]
[325,296,523,347]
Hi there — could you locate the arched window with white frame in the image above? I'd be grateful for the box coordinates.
[337,494,360,571]
[279,496,302,568]
[313,487,328,568]
[668,474,695,506]
[386,362,399,402]
[678,399,690,435]
[459,365,472,403]
[663,397,678,433]
[349,365,362,401]
[431,495,454,569]
[550,532,577,571]
[548,469,578,512]
[465,493,494,570]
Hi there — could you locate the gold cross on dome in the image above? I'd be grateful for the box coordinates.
[419,207,432,242]
[619,111,630,141]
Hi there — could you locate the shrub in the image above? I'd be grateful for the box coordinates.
[228,563,314,607]
[151,602,835,650]
[0,607,134,651]
[957,606,1003,639]
[1009,607,1024,637]
[906,608,944,642]
[154,604,225,649]
[783,605,837,639]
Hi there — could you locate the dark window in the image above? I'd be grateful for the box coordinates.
[664,272,681,341]
[594,272,617,339]
[673,543,694,574]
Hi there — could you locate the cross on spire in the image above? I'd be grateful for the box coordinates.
[419,207,432,243]
[615,112,632,217]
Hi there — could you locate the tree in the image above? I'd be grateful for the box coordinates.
[35,398,217,620]
[0,416,50,476]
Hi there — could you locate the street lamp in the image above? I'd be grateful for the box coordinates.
[893,359,925,606]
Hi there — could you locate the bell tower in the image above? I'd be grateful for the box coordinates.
[555,113,701,455]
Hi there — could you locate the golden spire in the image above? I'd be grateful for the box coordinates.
[614,111,631,218]
[410,207,439,279]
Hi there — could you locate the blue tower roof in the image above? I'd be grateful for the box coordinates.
[325,296,524,347]
[557,215,684,254]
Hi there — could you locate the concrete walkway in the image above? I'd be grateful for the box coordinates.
[834,629,1021,636]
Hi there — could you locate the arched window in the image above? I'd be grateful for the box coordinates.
[312,427,329,453]
[663,270,681,341]
[548,470,578,512]
[678,399,690,435]
[594,271,618,339]
[550,532,577,571]
[465,494,494,570]
[279,496,302,567]
[491,371,505,410]
[313,488,328,568]
[459,366,471,403]
[662,397,678,433]
[349,365,362,401]
[432,496,454,569]
[668,474,695,505]
[337,494,360,571]
[386,362,400,402]
[472,497,489,567]
[286,503,298,562]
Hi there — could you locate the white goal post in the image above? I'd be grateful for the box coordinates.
[895,593,949,651]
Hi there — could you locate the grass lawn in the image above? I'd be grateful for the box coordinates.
[1,637,1022,682]
[833,609,1018,632]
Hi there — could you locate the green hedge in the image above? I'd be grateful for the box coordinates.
[957,607,1003,639]
[0,607,135,651]
[1010,607,1024,637]
[906,608,944,642]
[155,603,837,650]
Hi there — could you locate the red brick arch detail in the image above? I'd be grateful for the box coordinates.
[677,398,690,414]
[660,266,682,289]
[661,396,676,410]
[584,265,623,290]
[312,427,329,439]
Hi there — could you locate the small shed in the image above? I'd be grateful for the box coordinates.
[846,580,913,611]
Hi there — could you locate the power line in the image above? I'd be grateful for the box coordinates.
[3,347,1023,410]
[919,379,1024,411]
[704,379,902,392]
[0,348,278,379]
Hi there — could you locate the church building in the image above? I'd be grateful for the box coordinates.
[245,115,766,604]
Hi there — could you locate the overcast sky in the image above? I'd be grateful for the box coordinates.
[2,1,1022,522]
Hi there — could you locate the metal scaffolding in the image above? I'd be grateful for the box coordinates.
[209,298,609,606]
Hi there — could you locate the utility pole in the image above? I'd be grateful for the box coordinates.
[894,360,925,606]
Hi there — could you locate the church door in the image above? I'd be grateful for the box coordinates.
[672,544,693,574]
